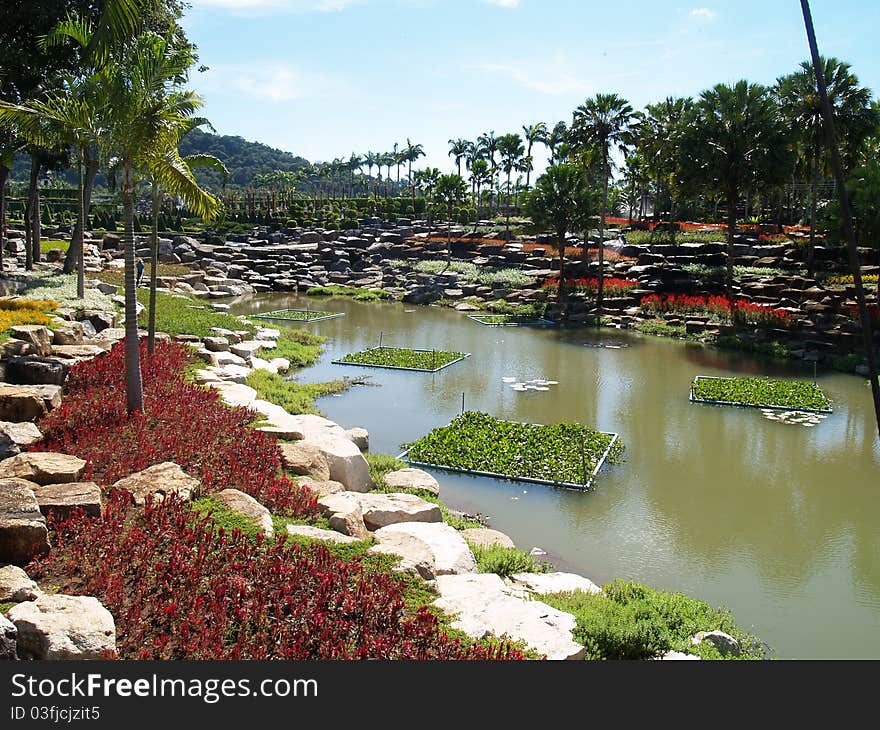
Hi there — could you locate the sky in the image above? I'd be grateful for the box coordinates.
[180,0,880,177]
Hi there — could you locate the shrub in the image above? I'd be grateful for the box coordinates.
[542,277,638,298]
[246,369,347,416]
[469,544,545,578]
[364,453,407,487]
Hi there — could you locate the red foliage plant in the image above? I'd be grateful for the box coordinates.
[640,294,793,327]
[542,277,638,297]
[29,495,526,660]
[33,340,316,517]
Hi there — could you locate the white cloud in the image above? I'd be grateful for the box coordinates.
[200,64,344,102]
[471,56,590,96]
[191,0,362,12]
[485,0,520,7]
[689,7,716,20]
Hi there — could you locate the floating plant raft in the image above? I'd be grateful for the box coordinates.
[399,411,623,490]
[333,346,470,372]
[468,314,557,327]
[690,376,832,413]
[252,309,344,323]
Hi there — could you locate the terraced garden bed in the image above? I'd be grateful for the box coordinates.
[400,412,623,489]
[468,314,556,327]
[252,309,343,323]
[690,375,832,413]
[333,346,469,372]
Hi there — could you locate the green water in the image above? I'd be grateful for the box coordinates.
[233,294,880,659]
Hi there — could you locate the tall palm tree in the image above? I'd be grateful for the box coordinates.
[523,164,592,307]
[348,152,363,198]
[571,93,636,318]
[776,58,877,277]
[470,159,492,219]
[522,122,548,188]
[448,138,470,177]
[497,132,525,237]
[679,81,792,298]
[416,166,441,223]
[546,121,568,164]
[404,138,424,185]
[434,173,467,261]
[477,131,499,189]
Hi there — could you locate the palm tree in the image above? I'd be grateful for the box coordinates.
[404,138,424,185]
[523,164,592,307]
[416,166,441,224]
[497,132,525,237]
[571,93,636,318]
[434,173,468,262]
[381,151,395,198]
[679,81,792,298]
[776,58,877,277]
[347,152,363,198]
[470,159,492,220]
[546,121,568,164]
[522,122,548,188]
[448,138,470,176]
[477,131,499,189]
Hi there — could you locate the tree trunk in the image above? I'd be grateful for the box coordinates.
[807,150,819,278]
[556,226,566,308]
[121,162,144,415]
[75,148,85,299]
[525,142,533,189]
[29,157,41,265]
[0,166,7,273]
[726,192,737,301]
[596,159,609,323]
[148,183,160,355]
[505,171,512,239]
[24,199,32,271]
[25,157,39,270]
[64,148,99,275]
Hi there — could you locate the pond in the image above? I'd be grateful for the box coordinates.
[232,292,880,659]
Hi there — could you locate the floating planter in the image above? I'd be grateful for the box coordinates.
[333,346,470,372]
[690,375,832,413]
[468,314,557,327]
[252,309,344,323]
[399,411,623,490]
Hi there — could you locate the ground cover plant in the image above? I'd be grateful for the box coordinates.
[403,412,623,487]
[640,294,792,327]
[469,543,547,578]
[403,260,535,288]
[252,309,341,322]
[17,272,116,311]
[542,580,765,660]
[257,329,326,368]
[306,285,392,302]
[27,494,525,660]
[335,346,468,372]
[97,263,192,288]
[469,313,553,326]
[32,339,316,516]
[246,369,348,416]
[135,290,255,339]
[0,297,58,334]
[39,239,71,254]
[542,277,639,298]
[691,376,831,411]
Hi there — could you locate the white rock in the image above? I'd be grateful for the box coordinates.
[0,564,41,602]
[460,528,516,549]
[352,492,442,530]
[209,382,258,408]
[214,489,273,536]
[270,358,291,373]
[230,340,274,359]
[383,468,439,496]
[367,532,435,580]
[210,351,248,367]
[249,356,279,374]
[345,427,369,452]
[256,327,281,340]
[286,524,360,544]
[9,594,116,659]
[375,522,475,575]
[317,493,369,540]
[507,572,601,596]
[655,650,702,661]
[433,573,585,660]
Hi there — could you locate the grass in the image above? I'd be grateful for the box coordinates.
[635,319,689,339]
[40,239,70,254]
[684,264,801,279]
[469,313,551,326]
[97,263,192,288]
[306,285,393,302]
[364,452,407,487]
[257,329,326,368]
[469,543,546,578]
[246,369,349,416]
[691,376,831,411]
[191,495,265,535]
[542,579,766,660]
[714,335,792,360]
[133,289,254,339]
[335,346,468,372]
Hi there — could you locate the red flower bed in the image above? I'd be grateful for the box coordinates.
[640,294,792,327]
[542,277,639,297]
[29,495,525,660]
[33,340,316,518]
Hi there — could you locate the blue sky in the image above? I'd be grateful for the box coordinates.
[181,0,880,176]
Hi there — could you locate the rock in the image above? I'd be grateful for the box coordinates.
[214,489,273,536]
[0,479,49,565]
[248,356,278,373]
[375,522,476,575]
[210,351,248,368]
[4,356,67,386]
[353,492,442,531]
[0,433,20,461]
[433,573,586,660]
[269,358,291,373]
[690,630,741,657]
[0,422,43,449]
[296,476,345,499]
[8,594,116,660]
[9,326,52,357]
[285,524,360,544]
[111,462,200,505]
[345,427,369,451]
[0,452,86,485]
[0,384,62,422]
[0,564,41,602]
[460,527,516,550]
[230,340,273,359]
[530,547,548,557]
[203,336,230,352]
[382,468,440,497]
[367,532,435,580]
[50,344,106,360]
[279,442,331,481]
[317,493,369,540]
[0,612,16,659]
[53,322,85,346]
[507,572,601,596]
[208,381,258,408]
[655,650,702,661]
[32,482,103,520]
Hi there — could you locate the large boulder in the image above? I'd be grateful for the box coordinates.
[0,384,62,422]
[374,522,476,575]
[367,532,435,580]
[8,594,116,660]
[317,493,369,540]
[0,421,43,448]
[296,476,344,499]
[279,442,331,481]
[433,573,586,660]
[353,492,442,531]
[345,427,369,451]
[507,572,601,596]
[214,489,273,536]
[0,564,41,602]
[0,613,16,660]
[4,356,68,386]
[690,630,741,657]
[52,322,85,346]
[0,479,49,565]
[111,462,200,505]
[32,482,103,520]
[0,452,86,485]
[460,527,516,550]
[285,524,360,544]
[8,326,52,357]
[382,468,440,497]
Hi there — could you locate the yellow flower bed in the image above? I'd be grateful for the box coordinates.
[826,274,879,286]
[0,298,58,332]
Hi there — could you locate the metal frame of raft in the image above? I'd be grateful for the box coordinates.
[397,418,620,491]
[689,375,833,414]
[252,309,345,323]
[467,314,558,327]
[332,347,471,373]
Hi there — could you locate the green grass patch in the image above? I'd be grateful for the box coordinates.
[97,263,192,288]
[258,329,326,368]
[403,412,623,487]
[636,319,689,339]
[714,335,791,360]
[691,376,831,411]
[364,452,407,487]
[133,289,255,339]
[246,369,348,416]
[335,346,468,372]
[40,238,70,254]
[405,259,535,288]
[306,285,393,302]
[191,495,265,536]
[15,272,116,311]
[469,543,547,578]
[542,579,766,660]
